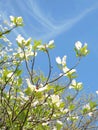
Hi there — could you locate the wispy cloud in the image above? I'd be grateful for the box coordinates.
[0,0,98,41]
[25,0,98,41]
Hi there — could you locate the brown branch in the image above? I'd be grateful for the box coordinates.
[48,57,81,84]
[0,25,17,37]
[43,49,52,87]
[22,48,31,78]
[31,51,36,84]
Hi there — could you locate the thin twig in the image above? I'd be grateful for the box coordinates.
[0,25,17,37]
[43,49,52,87]
[48,57,81,84]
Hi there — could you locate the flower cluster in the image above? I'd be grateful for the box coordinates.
[50,95,62,107]
[56,55,76,79]
[69,79,83,91]
[82,101,97,116]
[16,34,32,47]
[10,16,23,26]
[75,41,89,57]
[37,40,55,51]
[25,78,48,95]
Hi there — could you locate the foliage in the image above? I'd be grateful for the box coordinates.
[0,16,98,130]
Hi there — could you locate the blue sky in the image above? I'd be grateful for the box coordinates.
[0,0,98,92]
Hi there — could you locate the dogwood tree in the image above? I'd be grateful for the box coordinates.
[0,16,98,130]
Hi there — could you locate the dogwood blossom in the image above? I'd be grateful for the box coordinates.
[75,41,82,50]
[57,120,63,125]
[50,95,62,107]
[53,126,57,130]
[83,103,90,110]
[56,55,67,66]
[48,40,54,46]
[50,95,60,104]
[10,16,15,22]
[19,92,29,101]
[42,122,49,126]
[26,79,48,93]
[16,34,24,43]
[56,57,62,64]
[96,91,98,94]
[63,108,69,113]
[7,72,13,78]
[75,41,89,56]
[26,78,35,92]
[37,40,54,51]
[35,84,48,92]
[10,16,23,26]
[69,79,83,90]
[16,34,31,47]
[88,112,93,117]
[63,67,76,77]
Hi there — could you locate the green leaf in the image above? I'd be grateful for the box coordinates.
[48,43,55,49]
[69,104,75,111]
[15,69,22,76]
[56,122,63,130]
[67,95,73,102]
[25,38,32,46]
[17,78,22,86]
[33,40,42,50]
[25,87,34,96]
[82,108,88,114]
[89,101,97,109]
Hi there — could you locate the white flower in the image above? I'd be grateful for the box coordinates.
[37,40,54,50]
[35,84,48,92]
[25,51,37,58]
[10,16,15,22]
[16,17,23,25]
[26,80,47,92]
[69,79,83,90]
[26,78,35,91]
[10,16,23,26]
[72,79,76,85]
[67,117,70,121]
[57,120,63,125]
[53,114,57,117]
[75,41,82,50]
[62,56,67,66]
[53,126,57,130]
[51,95,60,104]
[7,72,13,78]
[56,55,67,66]
[75,41,89,56]
[72,116,78,120]
[50,95,62,107]
[46,40,54,48]
[96,91,98,94]
[19,92,29,101]
[42,122,49,126]
[37,45,45,50]
[16,35,24,44]
[63,108,69,113]
[63,67,76,76]
[83,103,90,110]
[16,35,31,46]
[88,112,93,117]
[56,57,61,64]
[56,101,61,107]
[67,115,78,121]
[48,40,54,45]
[33,101,39,107]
